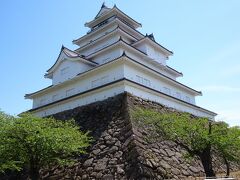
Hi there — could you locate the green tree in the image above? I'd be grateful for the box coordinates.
[212,122,240,177]
[132,108,240,178]
[0,112,91,180]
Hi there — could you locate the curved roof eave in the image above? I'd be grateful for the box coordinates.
[166,65,183,76]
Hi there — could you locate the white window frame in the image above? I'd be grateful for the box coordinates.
[136,75,151,87]
[143,78,151,87]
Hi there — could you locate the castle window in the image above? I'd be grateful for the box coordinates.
[143,78,151,87]
[136,75,151,87]
[136,75,142,84]
[96,20,108,28]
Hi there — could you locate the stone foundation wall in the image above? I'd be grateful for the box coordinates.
[6,92,238,180]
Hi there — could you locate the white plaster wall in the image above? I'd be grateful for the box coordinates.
[124,83,214,119]
[34,82,125,117]
[123,63,196,105]
[33,62,124,109]
[52,60,93,85]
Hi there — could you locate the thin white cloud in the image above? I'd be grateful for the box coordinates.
[216,109,240,126]
[199,85,240,93]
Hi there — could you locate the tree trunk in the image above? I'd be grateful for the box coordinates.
[29,158,40,180]
[199,148,216,178]
[199,121,216,178]
[223,156,230,177]
[29,166,40,180]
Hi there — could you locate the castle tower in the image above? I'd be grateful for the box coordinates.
[25,4,216,119]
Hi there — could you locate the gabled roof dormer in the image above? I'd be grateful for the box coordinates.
[45,46,98,79]
[132,34,173,57]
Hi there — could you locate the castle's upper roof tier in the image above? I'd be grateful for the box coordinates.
[85,4,142,30]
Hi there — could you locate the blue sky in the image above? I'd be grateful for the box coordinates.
[0,0,239,126]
